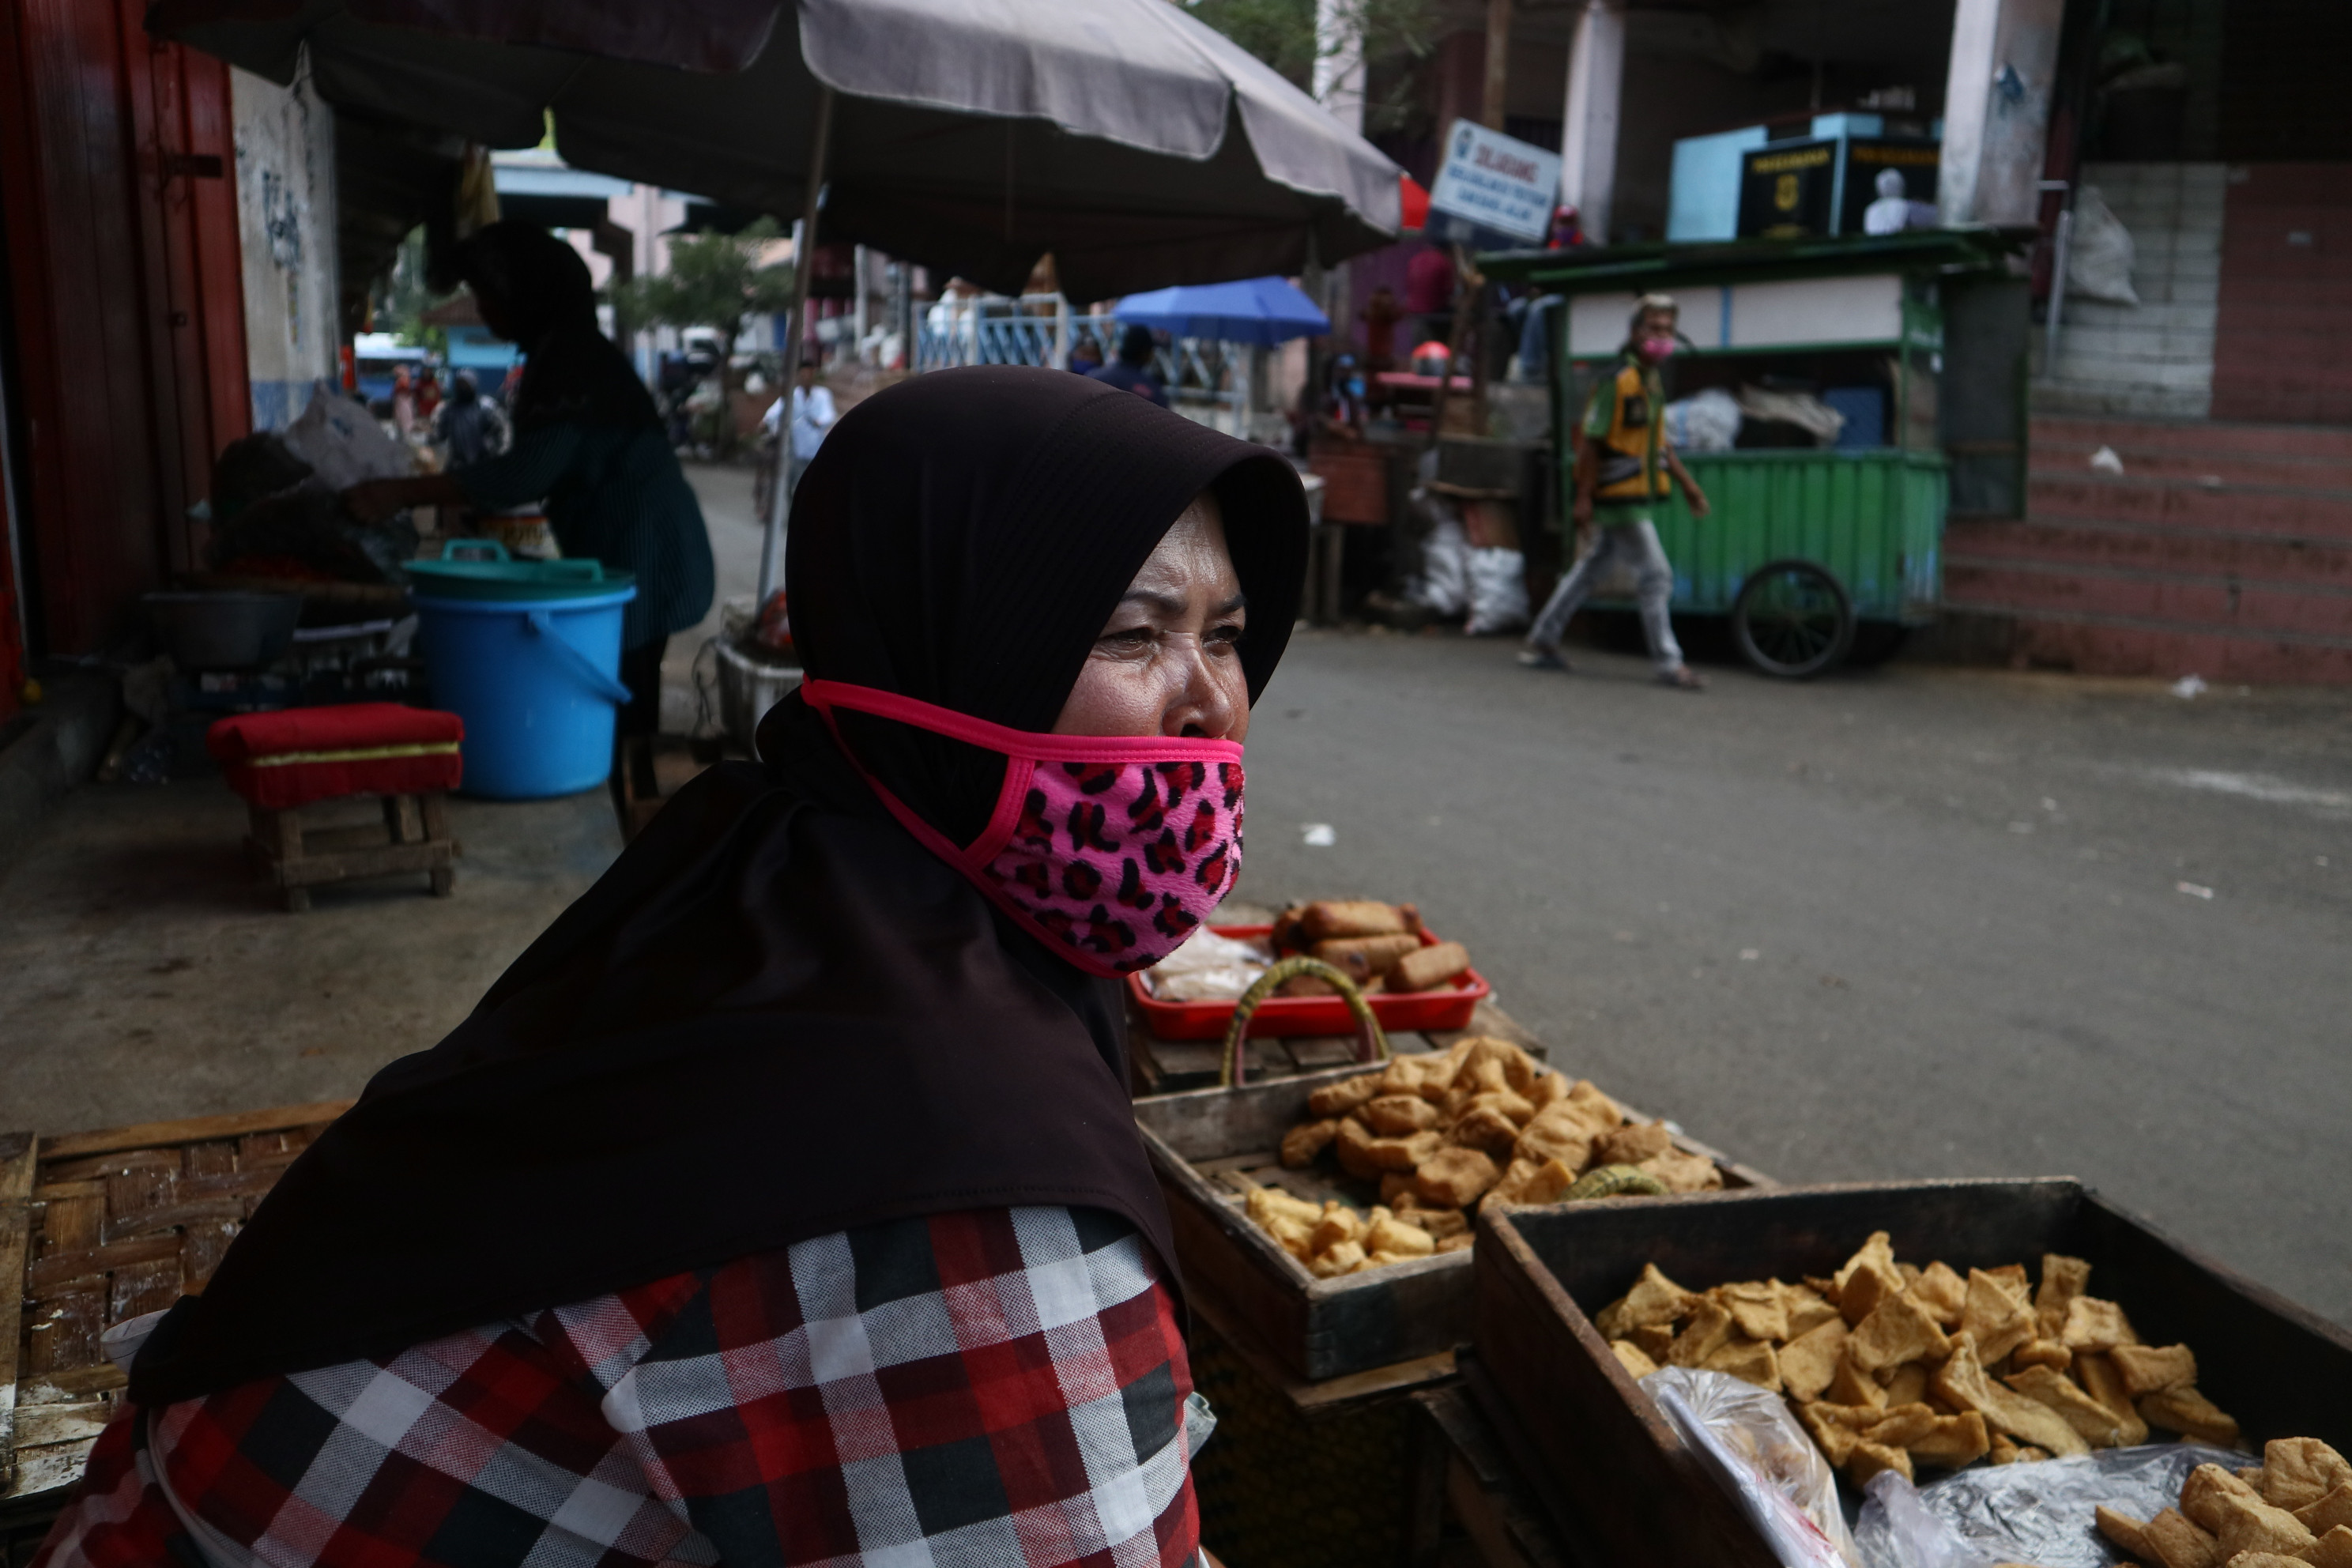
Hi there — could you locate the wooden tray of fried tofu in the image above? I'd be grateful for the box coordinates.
[1470,1179,2352,1568]
[1133,1043,1764,1385]
[1,1102,350,1512]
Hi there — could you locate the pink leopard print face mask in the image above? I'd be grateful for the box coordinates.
[801,680,1244,977]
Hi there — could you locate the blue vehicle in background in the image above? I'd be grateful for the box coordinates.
[352,333,434,407]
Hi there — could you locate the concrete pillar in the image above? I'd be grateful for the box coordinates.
[1482,0,1512,130]
[1312,0,1366,134]
[1558,0,1625,243]
[1938,0,2066,226]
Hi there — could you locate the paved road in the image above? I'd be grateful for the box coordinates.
[1231,630,2352,1326]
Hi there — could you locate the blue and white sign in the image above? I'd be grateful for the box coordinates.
[1426,119,1563,243]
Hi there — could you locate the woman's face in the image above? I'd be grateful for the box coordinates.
[1054,492,1250,741]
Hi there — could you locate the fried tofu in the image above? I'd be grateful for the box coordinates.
[1310,1240,1367,1277]
[1483,1157,1542,1208]
[1702,1336,1783,1393]
[1861,1403,1942,1448]
[1436,1231,1475,1253]
[1780,1318,1849,1402]
[1846,1439,1913,1486]
[2112,1343,2198,1396]
[1988,1432,2021,1465]
[1513,1156,1581,1207]
[1306,1072,1385,1118]
[2295,1485,2352,1537]
[2061,1295,2140,1352]
[1403,1205,1469,1241]
[2098,1506,2152,1560]
[1448,1104,1523,1157]
[2310,1526,2352,1568]
[1366,1129,1445,1172]
[1836,1238,1907,1328]
[1280,1118,1341,1168]
[1834,1233,1897,1302]
[1299,899,1410,941]
[2072,1353,2151,1444]
[1962,1268,2037,1366]
[1634,1323,1677,1361]
[1563,1078,1623,1127]
[1883,1363,1931,1408]
[1381,1171,1419,1204]
[1389,940,1472,992]
[1639,1147,1725,1193]
[2138,1508,2222,1568]
[1526,1072,1569,1110]
[1850,1291,1953,1376]
[2180,1464,2263,1534]
[1334,1116,1384,1179]
[1461,1037,1541,1096]
[1905,1261,1969,1329]
[1594,1262,1698,1339]
[1595,1121,1674,1166]
[1310,1204,1365,1253]
[1363,1093,1441,1135]
[2003,1363,2128,1447]
[2035,1253,2092,1340]
[1932,1332,2092,1457]
[1781,1283,1842,1340]
[1246,1185,1322,1227]
[2260,1438,2352,1511]
[2140,1385,2241,1449]
[1826,1351,1889,1411]
[1513,1106,1597,1172]
[1713,1280,1790,1344]
[1364,1213,1436,1258]
[1611,1339,1660,1379]
[1905,1410,1990,1469]
[1463,1087,1538,1125]
[2011,1338,2072,1373]
[2206,1491,2316,1560]
[1668,1297,1737,1368]
[1377,1055,1440,1099]
[1314,933,1421,980]
[1797,1403,1862,1467]
[1412,1145,1499,1209]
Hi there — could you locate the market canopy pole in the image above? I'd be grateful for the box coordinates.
[758,84,833,609]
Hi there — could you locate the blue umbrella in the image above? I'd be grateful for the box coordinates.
[1115,276,1330,347]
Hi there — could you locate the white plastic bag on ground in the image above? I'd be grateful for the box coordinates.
[2067,187,2139,306]
[1645,1366,1860,1568]
[1854,1442,2241,1568]
[1411,506,1470,616]
[281,382,415,490]
[1464,547,1528,635]
[1666,386,1743,452]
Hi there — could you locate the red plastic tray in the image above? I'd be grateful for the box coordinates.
[1127,924,1489,1041]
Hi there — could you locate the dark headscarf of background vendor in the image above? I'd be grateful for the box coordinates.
[130,368,1308,1406]
[453,220,658,433]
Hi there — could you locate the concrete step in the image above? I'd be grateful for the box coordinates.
[1931,591,2352,684]
[1947,516,2352,586]
[2031,441,2352,489]
[2030,415,2352,461]
[2057,299,2218,330]
[2026,472,2352,537]
[1942,554,2352,643]
[2048,356,2215,391]
[2051,322,2220,362]
[2031,379,2214,420]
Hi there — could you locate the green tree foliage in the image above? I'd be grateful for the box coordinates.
[1186,0,1436,132]
[609,217,794,452]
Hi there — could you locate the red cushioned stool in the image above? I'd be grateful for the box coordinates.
[208,703,463,911]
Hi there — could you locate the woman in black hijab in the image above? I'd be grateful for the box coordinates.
[42,368,1306,1568]
[346,222,715,736]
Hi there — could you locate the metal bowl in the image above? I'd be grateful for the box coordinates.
[142,590,305,668]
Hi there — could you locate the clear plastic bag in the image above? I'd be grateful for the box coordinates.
[1645,1366,1863,1568]
[1853,1442,2243,1568]
[1411,508,1470,616]
[1463,547,1529,635]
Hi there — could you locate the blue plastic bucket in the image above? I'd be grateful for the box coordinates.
[412,584,638,799]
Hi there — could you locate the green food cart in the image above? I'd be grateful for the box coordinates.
[1480,228,2032,677]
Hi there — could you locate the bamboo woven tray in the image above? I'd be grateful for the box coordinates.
[1,1102,350,1507]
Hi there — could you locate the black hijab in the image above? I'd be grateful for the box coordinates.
[130,368,1307,1405]
[455,220,658,434]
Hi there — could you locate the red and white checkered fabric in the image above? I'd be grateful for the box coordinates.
[36,1207,1198,1568]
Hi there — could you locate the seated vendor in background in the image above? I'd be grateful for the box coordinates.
[345,221,714,737]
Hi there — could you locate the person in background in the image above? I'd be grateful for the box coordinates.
[1519,293,1709,691]
[1359,285,1403,372]
[342,221,714,740]
[430,371,511,467]
[1403,244,1456,354]
[1547,204,1587,250]
[415,366,443,426]
[390,364,419,439]
[1067,337,1104,375]
[785,359,837,498]
[1087,323,1170,407]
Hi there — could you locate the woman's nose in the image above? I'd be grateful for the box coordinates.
[1165,639,1240,738]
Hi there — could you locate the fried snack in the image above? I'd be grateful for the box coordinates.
[2139,1508,2222,1568]
[2035,1253,2092,1339]
[1401,1205,1468,1241]
[2061,1295,2140,1352]
[1849,1291,1951,1376]
[1310,1240,1368,1277]
[1310,1204,1365,1254]
[2112,1343,2198,1396]
[1246,1185,1322,1227]
[1716,1280,1791,1344]
[1883,1362,1931,1408]
[1846,1439,1912,1486]
[1380,1171,1419,1204]
[1908,1261,1969,1329]
[1280,1118,1341,1168]
[1826,1351,1888,1411]
[1668,1298,1737,1368]
[2075,1352,2154,1446]
[1834,1233,1905,1327]
[1595,1121,1674,1166]
[1611,1339,1660,1378]
[1449,1104,1523,1156]
[1632,1322,1675,1360]
[1595,1263,1698,1339]
[2003,1363,2128,1447]
[1413,1146,1499,1209]
[1779,1318,1849,1402]
[1313,933,1421,981]
[2207,1491,2316,1560]
[2182,1464,2263,1533]
[1364,1213,1436,1258]
[2011,1338,2071,1373]
[1987,1433,2021,1466]
[1932,1332,2092,1457]
[1363,1094,1441,1135]
[2098,1506,2154,1561]
[1906,1411,1990,1469]
[1435,1232,1475,1253]
[2297,1487,2352,1537]
[1306,1072,1384,1118]
[2260,1438,2352,1511]
[1333,1117,1383,1179]
[1462,1087,1537,1125]
[1460,1036,1540,1095]
[2232,1554,2319,1568]
[1861,1403,1941,1448]
[1498,1155,1579,1208]
[1961,1268,2037,1366]
[1796,1403,1868,1466]
[1298,899,1412,941]
[1513,1107,1596,1171]
[1389,940,1472,992]
[2141,1385,2242,1449]
[2312,1527,2352,1568]
[1781,1283,1841,1339]
[1702,1337,1783,1393]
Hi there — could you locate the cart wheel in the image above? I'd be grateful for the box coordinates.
[1732,560,1854,679]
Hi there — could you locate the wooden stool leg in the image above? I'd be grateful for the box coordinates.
[420,792,456,897]
[251,805,309,913]
[383,793,423,845]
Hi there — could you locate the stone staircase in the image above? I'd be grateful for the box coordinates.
[2034,163,2226,420]
[1940,413,2352,684]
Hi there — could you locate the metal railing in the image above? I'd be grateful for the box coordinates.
[915,293,1239,405]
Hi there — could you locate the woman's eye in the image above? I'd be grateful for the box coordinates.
[1208,623,1245,648]
[1098,627,1153,648]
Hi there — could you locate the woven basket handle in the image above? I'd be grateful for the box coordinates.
[1220,956,1389,1089]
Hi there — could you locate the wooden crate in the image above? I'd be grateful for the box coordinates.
[1408,1375,1597,1568]
[1133,1035,1766,1384]
[0,1102,349,1509]
[1472,1179,2352,1568]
